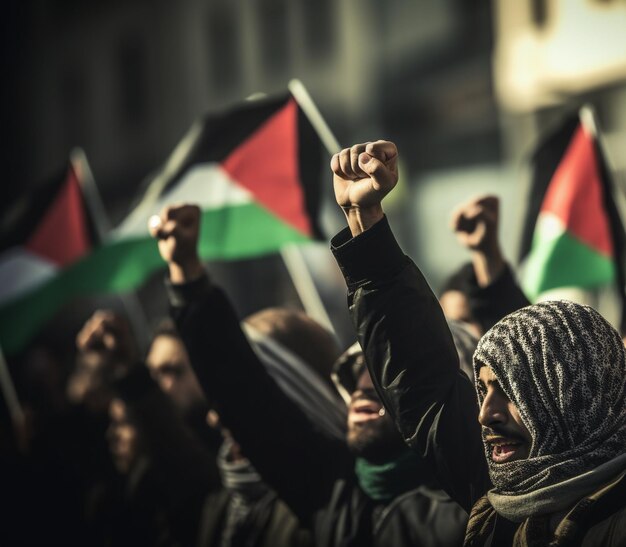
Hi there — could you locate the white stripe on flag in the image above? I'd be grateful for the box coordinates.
[113,164,252,239]
[0,249,58,306]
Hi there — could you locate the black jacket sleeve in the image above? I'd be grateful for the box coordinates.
[167,274,353,521]
[466,265,531,333]
[331,217,490,513]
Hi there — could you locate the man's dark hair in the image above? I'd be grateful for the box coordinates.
[243,307,341,387]
[152,318,179,339]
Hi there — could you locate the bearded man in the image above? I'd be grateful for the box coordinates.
[148,203,468,547]
[329,139,626,545]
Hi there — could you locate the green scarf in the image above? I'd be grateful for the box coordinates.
[355,449,427,504]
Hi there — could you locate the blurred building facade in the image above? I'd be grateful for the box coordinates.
[6,0,498,216]
[3,0,626,351]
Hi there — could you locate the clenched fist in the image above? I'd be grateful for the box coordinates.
[450,195,500,253]
[148,204,204,283]
[76,310,137,375]
[450,195,504,286]
[331,141,399,236]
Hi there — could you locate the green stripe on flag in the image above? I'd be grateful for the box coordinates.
[196,202,310,258]
[0,203,310,354]
[522,228,615,300]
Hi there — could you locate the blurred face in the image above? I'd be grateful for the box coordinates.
[478,366,532,464]
[66,351,113,413]
[107,398,141,473]
[439,290,482,338]
[346,369,405,462]
[146,335,205,414]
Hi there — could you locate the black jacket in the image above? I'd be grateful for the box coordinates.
[463,264,530,334]
[330,217,491,515]
[167,272,467,547]
[330,217,626,546]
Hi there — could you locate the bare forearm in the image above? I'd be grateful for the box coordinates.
[168,258,205,284]
[343,205,385,237]
[471,248,505,288]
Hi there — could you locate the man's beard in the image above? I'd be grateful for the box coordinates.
[347,415,407,463]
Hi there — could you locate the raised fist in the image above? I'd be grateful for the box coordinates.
[76,310,137,372]
[148,204,204,283]
[450,195,500,254]
[450,195,504,286]
[331,141,399,235]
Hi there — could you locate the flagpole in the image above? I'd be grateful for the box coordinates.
[280,244,335,333]
[580,105,626,331]
[580,105,626,219]
[288,79,341,155]
[0,344,25,428]
[117,122,203,235]
[71,148,151,352]
[282,80,342,334]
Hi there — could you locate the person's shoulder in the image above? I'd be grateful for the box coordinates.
[581,507,626,546]
[374,487,468,546]
[581,473,626,546]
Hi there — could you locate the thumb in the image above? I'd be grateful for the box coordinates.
[358,153,397,191]
[148,215,164,239]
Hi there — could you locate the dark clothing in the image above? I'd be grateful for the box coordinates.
[198,489,312,547]
[168,273,467,547]
[0,408,117,547]
[198,437,312,547]
[330,217,490,514]
[330,217,626,546]
[464,264,530,333]
[466,472,626,546]
[116,367,310,547]
[112,366,217,547]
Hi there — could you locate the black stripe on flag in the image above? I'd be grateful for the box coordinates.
[160,94,290,196]
[0,163,97,252]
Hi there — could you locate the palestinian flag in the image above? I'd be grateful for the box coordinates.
[519,109,626,329]
[0,93,326,354]
[0,162,96,353]
[115,92,324,254]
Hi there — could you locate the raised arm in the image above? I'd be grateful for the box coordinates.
[148,204,352,520]
[451,195,530,332]
[330,141,489,512]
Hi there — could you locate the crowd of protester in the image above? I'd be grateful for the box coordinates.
[2,139,626,546]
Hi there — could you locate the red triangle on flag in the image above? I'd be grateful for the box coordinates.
[25,166,92,266]
[540,124,613,258]
[220,98,312,236]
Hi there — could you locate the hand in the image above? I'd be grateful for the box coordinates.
[450,195,500,253]
[450,195,504,286]
[76,310,137,375]
[331,141,399,236]
[148,204,204,283]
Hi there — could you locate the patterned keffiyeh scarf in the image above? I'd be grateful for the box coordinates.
[472,300,626,520]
